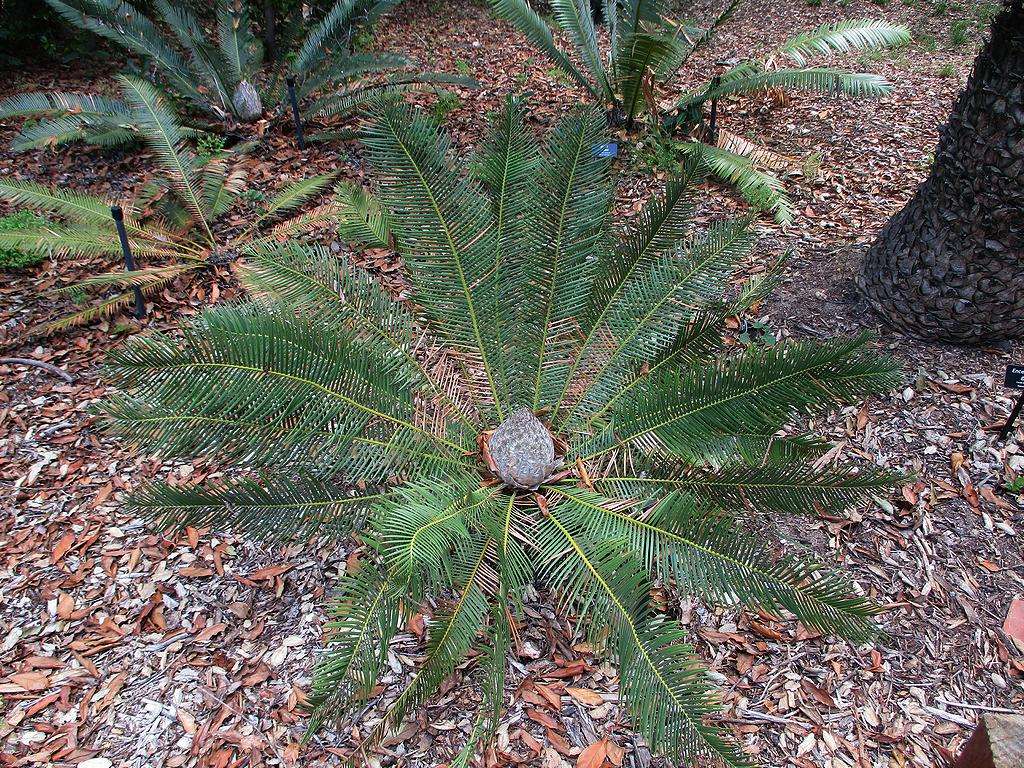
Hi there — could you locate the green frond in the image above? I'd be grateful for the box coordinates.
[374,478,490,588]
[473,95,540,406]
[362,98,508,418]
[130,472,386,539]
[565,215,756,429]
[368,534,491,747]
[488,0,599,99]
[239,243,480,435]
[530,105,613,411]
[617,30,685,121]
[538,507,750,767]
[117,75,215,242]
[551,0,613,101]
[0,225,121,260]
[98,304,469,476]
[450,604,510,768]
[552,157,705,423]
[154,0,232,111]
[43,0,206,109]
[585,334,900,463]
[548,486,881,643]
[307,564,401,733]
[257,172,338,223]
[595,462,903,519]
[683,142,795,224]
[335,182,393,248]
[779,20,911,66]
[700,64,894,102]
[293,0,360,76]
[0,91,136,151]
[217,0,260,85]
[0,177,119,227]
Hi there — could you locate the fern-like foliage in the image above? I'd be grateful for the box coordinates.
[0,79,338,335]
[100,100,901,766]
[489,0,909,222]
[10,0,472,150]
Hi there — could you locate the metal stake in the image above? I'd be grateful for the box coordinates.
[708,75,721,142]
[999,393,1024,441]
[110,205,145,319]
[286,76,305,150]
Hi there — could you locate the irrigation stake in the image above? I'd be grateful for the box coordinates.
[110,205,145,319]
[286,76,306,150]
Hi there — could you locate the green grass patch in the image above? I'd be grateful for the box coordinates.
[0,211,49,270]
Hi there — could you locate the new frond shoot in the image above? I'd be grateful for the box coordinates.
[0,77,338,335]
[101,99,900,766]
[489,0,910,222]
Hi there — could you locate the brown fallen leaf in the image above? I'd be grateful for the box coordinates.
[566,687,604,706]
[51,532,75,563]
[577,738,608,768]
[10,672,49,692]
[1003,599,1024,653]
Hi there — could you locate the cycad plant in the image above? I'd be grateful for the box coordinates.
[0,76,339,334]
[0,0,471,150]
[99,99,899,766]
[490,0,910,221]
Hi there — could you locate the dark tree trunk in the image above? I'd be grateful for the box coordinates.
[262,0,276,64]
[859,0,1024,343]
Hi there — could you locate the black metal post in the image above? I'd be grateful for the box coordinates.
[999,393,1024,441]
[110,205,145,319]
[708,75,721,142]
[286,76,305,150]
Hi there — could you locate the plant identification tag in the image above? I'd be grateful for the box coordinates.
[1005,365,1024,389]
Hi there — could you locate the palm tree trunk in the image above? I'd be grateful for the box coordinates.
[858,0,1023,343]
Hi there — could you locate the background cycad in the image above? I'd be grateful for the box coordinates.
[100,97,901,766]
[0,76,338,334]
[0,0,472,150]
[489,0,911,222]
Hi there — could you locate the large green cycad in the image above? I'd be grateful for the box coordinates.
[489,0,911,222]
[100,98,900,766]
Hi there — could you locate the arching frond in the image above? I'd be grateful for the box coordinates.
[779,20,911,66]
[472,96,540,407]
[307,564,402,733]
[529,106,613,410]
[488,0,599,99]
[584,334,900,463]
[118,75,215,242]
[547,486,881,642]
[362,98,508,418]
[130,472,387,539]
[551,0,614,101]
[683,142,795,224]
[538,507,750,767]
[335,183,394,248]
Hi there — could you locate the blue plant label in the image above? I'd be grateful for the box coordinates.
[593,142,618,158]
[1006,364,1024,389]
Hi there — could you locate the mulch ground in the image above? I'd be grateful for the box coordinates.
[1,1,1022,767]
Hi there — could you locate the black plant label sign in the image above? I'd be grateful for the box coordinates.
[1006,364,1024,389]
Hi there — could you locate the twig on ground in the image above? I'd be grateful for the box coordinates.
[0,357,74,383]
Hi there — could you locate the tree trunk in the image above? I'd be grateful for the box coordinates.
[859,0,1024,343]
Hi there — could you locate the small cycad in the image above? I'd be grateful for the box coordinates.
[99,98,900,766]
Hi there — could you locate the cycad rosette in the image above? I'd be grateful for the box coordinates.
[99,98,900,766]
[0,76,339,334]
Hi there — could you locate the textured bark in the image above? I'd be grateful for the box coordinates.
[859,0,1024,342]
